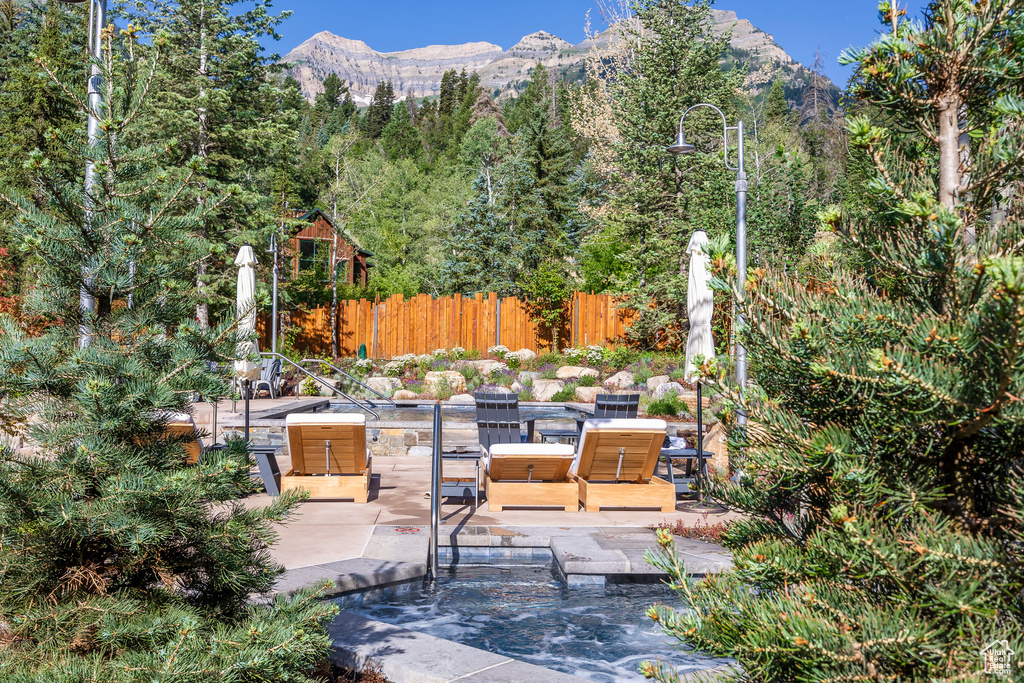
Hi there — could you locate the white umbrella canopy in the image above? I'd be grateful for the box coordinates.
[234,245,261,382]
[684,230,715,381]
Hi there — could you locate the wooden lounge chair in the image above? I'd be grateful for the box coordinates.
[485,443,578,512]
[569,418,675,512]
[281,412,372,501]
[165,412,204,464]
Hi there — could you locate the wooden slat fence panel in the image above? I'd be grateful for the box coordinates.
[258,291,632,359]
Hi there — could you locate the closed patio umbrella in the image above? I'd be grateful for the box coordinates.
[684,230,715,381]
[234,245,261,441]
[684,230,715,505]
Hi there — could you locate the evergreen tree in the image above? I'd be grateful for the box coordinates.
[363,79,395,139]
[763,78,790,124]
[439,174,517,295]
[0,26,333,679]
[646,2,1024,680]
[603,0,740,348]
[118,0,294,329]
[381,101,422,161]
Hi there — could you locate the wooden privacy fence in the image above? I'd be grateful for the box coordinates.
[258,292,634,359]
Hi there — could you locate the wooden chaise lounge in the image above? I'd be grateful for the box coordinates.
[570,418,675,513]
[165,412,204,464]
[485,443,578,512]
[282,412,372,501]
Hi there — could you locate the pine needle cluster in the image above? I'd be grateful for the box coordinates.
[0,24,335,681]
[646,2,1024,681]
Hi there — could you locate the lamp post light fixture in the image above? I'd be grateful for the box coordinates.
[668,103,747,425]
[58,0,107,349]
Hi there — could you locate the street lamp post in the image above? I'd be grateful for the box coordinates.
[668,103,747,426]
[60,0,107,349]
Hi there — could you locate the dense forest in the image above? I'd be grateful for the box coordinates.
[0,0,849,350]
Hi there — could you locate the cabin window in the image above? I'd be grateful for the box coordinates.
[298,239,320,271]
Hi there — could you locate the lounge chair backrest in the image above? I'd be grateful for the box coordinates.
[165,412,202,464]
[475,392,522,450]
[594,393,640,419]
[488,443,575,482]
[572,418,667,483]
[285,412,367,476]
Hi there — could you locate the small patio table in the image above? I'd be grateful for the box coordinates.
[441,446,483,507]
[659,447,713,495]
[523,409,589,443]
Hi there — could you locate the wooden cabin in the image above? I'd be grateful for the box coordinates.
[289,209,371,286]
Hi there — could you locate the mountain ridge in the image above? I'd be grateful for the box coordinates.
[282,10,830,105]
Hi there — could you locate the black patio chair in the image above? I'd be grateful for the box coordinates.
[593,393,640,419]
[474,392,526,452]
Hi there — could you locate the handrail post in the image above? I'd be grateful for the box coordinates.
[429,401,441,578]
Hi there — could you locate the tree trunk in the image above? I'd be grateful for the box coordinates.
[937,92,972,244]
[195,1,211,327]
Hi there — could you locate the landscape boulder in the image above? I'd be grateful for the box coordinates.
[392,389,420,401]
[366,376,402,397]
[603,370,634,390]
[555,365,599,380]
[511,348,537,361]
[679,390,712,415]
[532,379,565,402]
[652,382,685,399]
[475,360,509,377]
[575,386,603,403]
[518,371,541,384]
[510,381,524,393]
[447,393,475,404]
[424,371,467,395]
[646,375,671,391]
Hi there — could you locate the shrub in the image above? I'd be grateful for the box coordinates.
[562,347,584,362]
[647,395,685,417]
[668,367,686,382]
[653,514,731,544]
[517,388,534,402]
[550,383,577,402]
[633,367,653,385]
[538,363,558,380]
[354,358,374,374]
[459,366,479,381]
[536,352,561,365]
[577,374,599,387]
[300,376,321,396]
[606,345,639,369]
[487,344,510,358]
[434,377,454,401]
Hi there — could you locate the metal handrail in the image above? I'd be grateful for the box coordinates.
[428,401,441,578]
[258,352,379,420]
[298,358,397,407]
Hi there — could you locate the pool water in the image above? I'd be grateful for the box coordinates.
[333,566,727,682]
[326,403,582,424]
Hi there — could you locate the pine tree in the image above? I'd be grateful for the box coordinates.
[439,174,517,295]
[602,0,740,348]
[0,26,334,679]
[363,79,395,139]
[381,102,422,161]
[118,0,294,329]
[645,2,1024,680]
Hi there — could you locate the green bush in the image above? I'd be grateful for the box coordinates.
[577,374,599,387]
[517,388,534,402]
[550,383,577,402]
[633,367,653,385]
[647,395,685,417]
[606,345,639,369]
[540,367,558,380]
[668,367,686,382]
[459,366,479,381]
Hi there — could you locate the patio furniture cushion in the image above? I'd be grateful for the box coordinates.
[488,442,575,480]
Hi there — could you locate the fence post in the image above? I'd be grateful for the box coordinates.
[496,298,501,347]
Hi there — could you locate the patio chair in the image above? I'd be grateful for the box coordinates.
[569,418,675,512]
[593,393,640,419]
[281,412,372,501]
[474,392,527,452]
[485,443,578,512]
[252,358,282,399]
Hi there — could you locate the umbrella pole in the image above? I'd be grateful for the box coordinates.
[244,380,251,443]
[696,381,704,503]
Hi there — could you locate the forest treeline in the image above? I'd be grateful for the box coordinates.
[0,0,848,348]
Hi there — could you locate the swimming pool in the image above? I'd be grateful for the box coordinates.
[325,402,583,424]
[333,565,727,682]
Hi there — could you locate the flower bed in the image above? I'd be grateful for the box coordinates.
[290,345,716,419]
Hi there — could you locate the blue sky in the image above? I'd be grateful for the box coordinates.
[267,0,930,86]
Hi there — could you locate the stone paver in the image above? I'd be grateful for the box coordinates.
[328,613,589,683]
